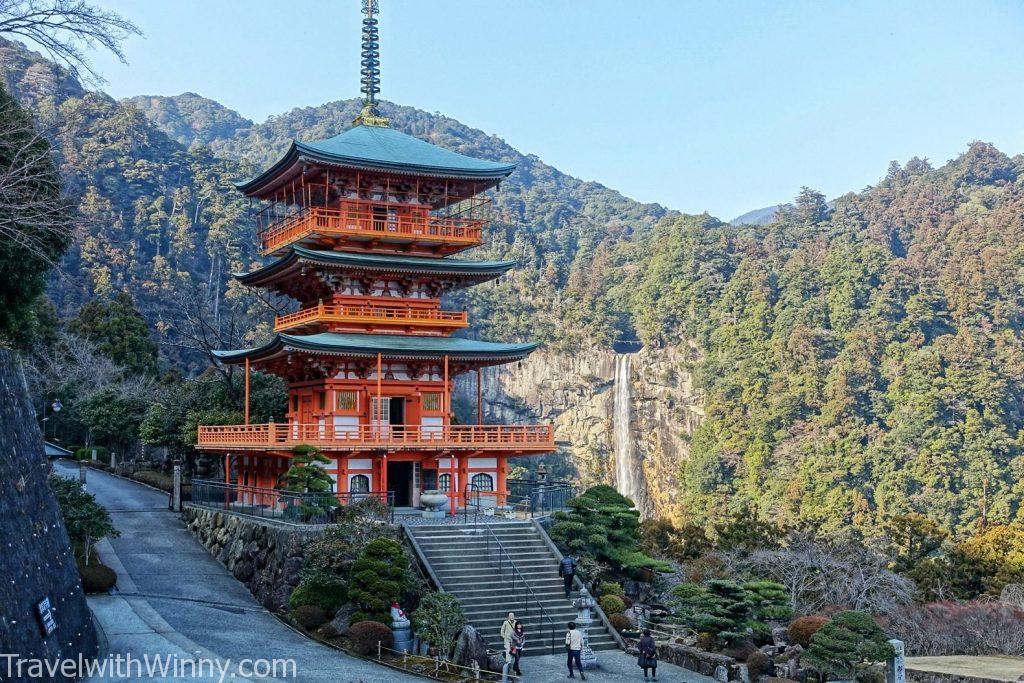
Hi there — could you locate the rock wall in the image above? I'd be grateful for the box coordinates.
[459,344,702,521]
[0,349,97,679]
[182,506,322,612]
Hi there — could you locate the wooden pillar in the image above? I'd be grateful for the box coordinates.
[224,453,230,484]
[497,454,508,507]
[443,355,450,422]
[476,367,482,426]
[244,358,251,425]
[448,453,456,517]
[376,353,383,434]
[458,454,469,510]
[380,456,389,502]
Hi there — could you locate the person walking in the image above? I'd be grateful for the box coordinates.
[558,554,578,599]
[508,621,526,677]
[565,621,586,680]
[638,628,658,681]
[500,612,517,655]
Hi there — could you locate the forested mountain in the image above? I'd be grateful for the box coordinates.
[5,37,1024,535]
[589,150,1024,534]
[126,93,252,147]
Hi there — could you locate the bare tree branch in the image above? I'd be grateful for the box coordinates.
[0,0,141,86]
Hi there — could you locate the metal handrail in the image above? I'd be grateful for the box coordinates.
[189,478,395,524]
[505,479,575,518]
[480,523,560,655]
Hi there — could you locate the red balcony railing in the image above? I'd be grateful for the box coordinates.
[196,423,555,452]
[274,301,468,332]
[259,207,485,255]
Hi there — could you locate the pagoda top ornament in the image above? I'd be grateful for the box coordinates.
[354,0,390,127]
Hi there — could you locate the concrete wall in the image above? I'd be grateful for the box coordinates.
[0,350,97,680]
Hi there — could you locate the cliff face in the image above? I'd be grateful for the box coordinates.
[461,345,703,521]
[0,350,97,676]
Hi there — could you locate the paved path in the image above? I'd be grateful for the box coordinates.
[906,655,1024,682]
[57,461,715,683]
[57,461,418,683]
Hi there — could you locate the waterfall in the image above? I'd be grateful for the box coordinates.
[613,354,639,503]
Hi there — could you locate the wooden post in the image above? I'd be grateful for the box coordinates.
[476,367,482,426]
[244,358,251,425]
[223,454,230,484]
[443,355,449,420]
[448,452,456,517]
[376,353,383,434]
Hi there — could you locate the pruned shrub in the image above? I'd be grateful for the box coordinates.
[599,581,625,597]
[722,640,757,661]
[787,615,829,648]
[291,604,328,630]
[620,594,634,609]
[746,649,772,680]
[289,573,347,613]
[599,595,626,615]
[348,538,412,623]
[349,620,394,655]
[695,632,717,651]
[608,613,633,633]
[79,563,117,593]
[804,611,894,681]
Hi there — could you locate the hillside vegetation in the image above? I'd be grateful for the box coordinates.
[6,38,1024,536]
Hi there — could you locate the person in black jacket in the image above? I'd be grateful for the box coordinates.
[637,629,658,681]
[558,555,577,599]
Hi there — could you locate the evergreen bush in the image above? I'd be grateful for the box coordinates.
[291,604,328,630]
[598,581,625,596]
[599,595,626,615]
[549,486,670,579]
[347,538,412,623]
[411,592,465,660]
[79,563,117,593]
[289,572,348,613]
[804,611,895,681]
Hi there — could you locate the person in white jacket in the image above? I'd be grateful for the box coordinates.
[565,622,586,680]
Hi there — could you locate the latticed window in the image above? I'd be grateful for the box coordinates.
[336,391,357,410]
[350,474,370,493]
[438,473,451,492]
[471,473,494,491]
[422,392,441,412]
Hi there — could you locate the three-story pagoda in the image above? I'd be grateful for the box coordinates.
[196,1,553,513]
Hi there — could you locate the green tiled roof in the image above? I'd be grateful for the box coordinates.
[237,125,516,194]
[214,332,539,364]
[235,247,515,286]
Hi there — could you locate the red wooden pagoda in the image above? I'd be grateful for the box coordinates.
[196,0,553,512]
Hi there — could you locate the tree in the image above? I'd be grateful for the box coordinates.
[69,292,159,376]
[412,592,466,660]
[279,445,335,522]
[0,0,140,85]
[804,610,895,681]
[794,186,830,224]
[668,579,753,644]
[549,485,670,579]
[49,474,118,564]
[0,83,69,344]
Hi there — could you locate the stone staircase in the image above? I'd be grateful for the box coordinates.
[405,521,619,656]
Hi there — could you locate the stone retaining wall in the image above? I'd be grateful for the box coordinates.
[656,643,744,682]
[182,506,325,611]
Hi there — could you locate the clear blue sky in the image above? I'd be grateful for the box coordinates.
[83,0,1024,220]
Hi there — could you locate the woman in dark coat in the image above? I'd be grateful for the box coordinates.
[637,629,658,681]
